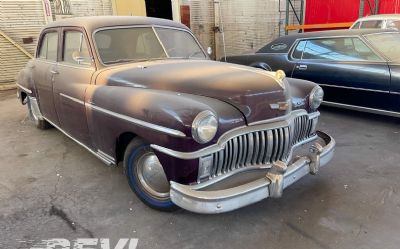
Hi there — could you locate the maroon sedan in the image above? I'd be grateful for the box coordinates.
[16,16,335,213]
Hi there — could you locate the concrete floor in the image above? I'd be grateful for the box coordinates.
[0,90,399,249]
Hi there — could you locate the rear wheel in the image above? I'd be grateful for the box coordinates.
[27,97,52,130]
[123,137,178,211]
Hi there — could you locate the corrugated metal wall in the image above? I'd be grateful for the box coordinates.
[0,0,46,83]
[188,0,301,59]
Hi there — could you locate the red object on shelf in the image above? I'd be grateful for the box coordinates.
[304,0,400,31]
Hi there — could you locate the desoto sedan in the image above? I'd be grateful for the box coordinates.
[16,16,335,214]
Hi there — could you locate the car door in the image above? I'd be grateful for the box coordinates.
[291,37,391,110]
[33,29,61,125]
[52,28,95,146]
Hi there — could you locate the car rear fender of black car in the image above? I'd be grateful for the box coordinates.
[16,60,37,104]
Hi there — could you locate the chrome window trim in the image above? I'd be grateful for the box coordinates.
[289,35,386,63]
[59,93,85,105]
[323,101,400,118]
[16,83,32,94]
[42,117,116,166]
[151,110,319,160]
[85,102,186,138]
[318,83,390,93]
[91,24,208,67]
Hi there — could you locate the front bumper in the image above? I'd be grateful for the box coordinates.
[169,130,335,214]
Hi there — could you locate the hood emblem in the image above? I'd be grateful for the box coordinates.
[270,101,289,111]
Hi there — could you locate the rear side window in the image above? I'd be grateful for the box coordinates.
[360,20,384,29]
[351,21,361,29]
[38,32,58,61]
[62,31,91,66]
[301,37,381,61]
[292,40,307,59]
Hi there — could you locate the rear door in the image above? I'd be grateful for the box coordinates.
[52,28,95,146]
[33,29,60,125]
[291,36,391,110]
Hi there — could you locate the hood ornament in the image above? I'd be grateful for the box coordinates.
[275,70,286,90]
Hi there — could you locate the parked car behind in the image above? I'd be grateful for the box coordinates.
[16,16,335,214]
[350,14,400,30]
[225,29,400,117]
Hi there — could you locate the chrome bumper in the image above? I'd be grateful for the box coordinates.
[170,130,335,214]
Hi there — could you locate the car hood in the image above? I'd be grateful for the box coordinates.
[96,60,290,124]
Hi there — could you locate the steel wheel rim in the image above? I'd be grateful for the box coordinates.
[136,151,170,200]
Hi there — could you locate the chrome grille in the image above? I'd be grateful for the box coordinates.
[207,115,317,178]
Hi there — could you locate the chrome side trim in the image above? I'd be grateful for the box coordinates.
[43,117,116,166]
[318,83,390,93]
[16,83,32,94]
[151,110,319,160]
[85,103,186,138]
[59,93,85,105]
[323,101,400,118]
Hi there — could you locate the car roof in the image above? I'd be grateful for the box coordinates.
[257,29,397,53]
[356,14,400,21]
[43,16,189,34]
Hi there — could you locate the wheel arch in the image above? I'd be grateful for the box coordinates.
[115,131,137,164]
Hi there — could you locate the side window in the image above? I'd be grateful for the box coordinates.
[292,40,307,59]
[386,20,400,30]
[63,31,91,66]
[360,20,384,29]
[38,32,58,61]
[302,37,381,61]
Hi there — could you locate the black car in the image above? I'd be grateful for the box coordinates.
[225,29,400,117]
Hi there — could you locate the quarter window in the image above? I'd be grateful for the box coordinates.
[63,31,91,66]
[38,32,58,61]
[292,40,307,59]
[351,21,361,29]
[360,20,384,29]
[301,37,381,61]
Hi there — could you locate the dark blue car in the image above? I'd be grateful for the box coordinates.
[225,29,400,117]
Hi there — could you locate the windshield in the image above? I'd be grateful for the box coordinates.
[94,27,206,65]
[365,33,400,61]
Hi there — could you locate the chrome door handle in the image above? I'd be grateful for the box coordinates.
[50,70,59,74]
[297,65,308,70]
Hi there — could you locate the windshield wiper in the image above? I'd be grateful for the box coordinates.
[104,58,137,64]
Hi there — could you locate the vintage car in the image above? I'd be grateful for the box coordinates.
[16,16,335,214]
[350,14,400,30]
[225,29,400,117]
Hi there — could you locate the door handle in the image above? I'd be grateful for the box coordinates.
[50,70,59,74]
[296,65,308,70]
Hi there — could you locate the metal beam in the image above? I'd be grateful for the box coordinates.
[0,31,33,59]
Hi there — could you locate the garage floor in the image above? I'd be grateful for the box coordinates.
[1,90,399,249]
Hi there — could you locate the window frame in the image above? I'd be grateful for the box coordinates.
[36,28,60,62]
[60,27,95,68]
[289,35,385,63]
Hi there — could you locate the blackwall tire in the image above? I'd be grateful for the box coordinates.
[123,137,178,212]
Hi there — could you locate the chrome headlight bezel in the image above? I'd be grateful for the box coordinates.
[192,110,218,144]
[309,86,324,110]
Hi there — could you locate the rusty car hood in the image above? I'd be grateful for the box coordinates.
[96,60,290,124]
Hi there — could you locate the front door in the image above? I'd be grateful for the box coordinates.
[33,30,60,125]
[52,29,94,146]
[291,37,391,110]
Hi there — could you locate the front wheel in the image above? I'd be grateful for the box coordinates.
[27,97,52,130]
[123,138,178,211]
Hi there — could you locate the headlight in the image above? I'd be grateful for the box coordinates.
[192,111,218,144]
[309,86,324,110]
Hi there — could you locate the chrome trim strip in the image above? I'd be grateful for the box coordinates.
[151,110,319,160]
[16,83,32,94]
[391,91,400,95]
[323,101,400,118]
[43,117,116,166]
[318,83,390,93]
[59,93,85,105]
[85,103,186,138]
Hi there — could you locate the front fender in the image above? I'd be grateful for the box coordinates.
[286,77,318,112]
[85,85,246,157]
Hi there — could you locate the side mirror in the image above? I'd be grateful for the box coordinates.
[72,51,84,64]
[207,47,213,55]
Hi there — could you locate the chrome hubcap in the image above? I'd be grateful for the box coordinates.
[137,152,170,199]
